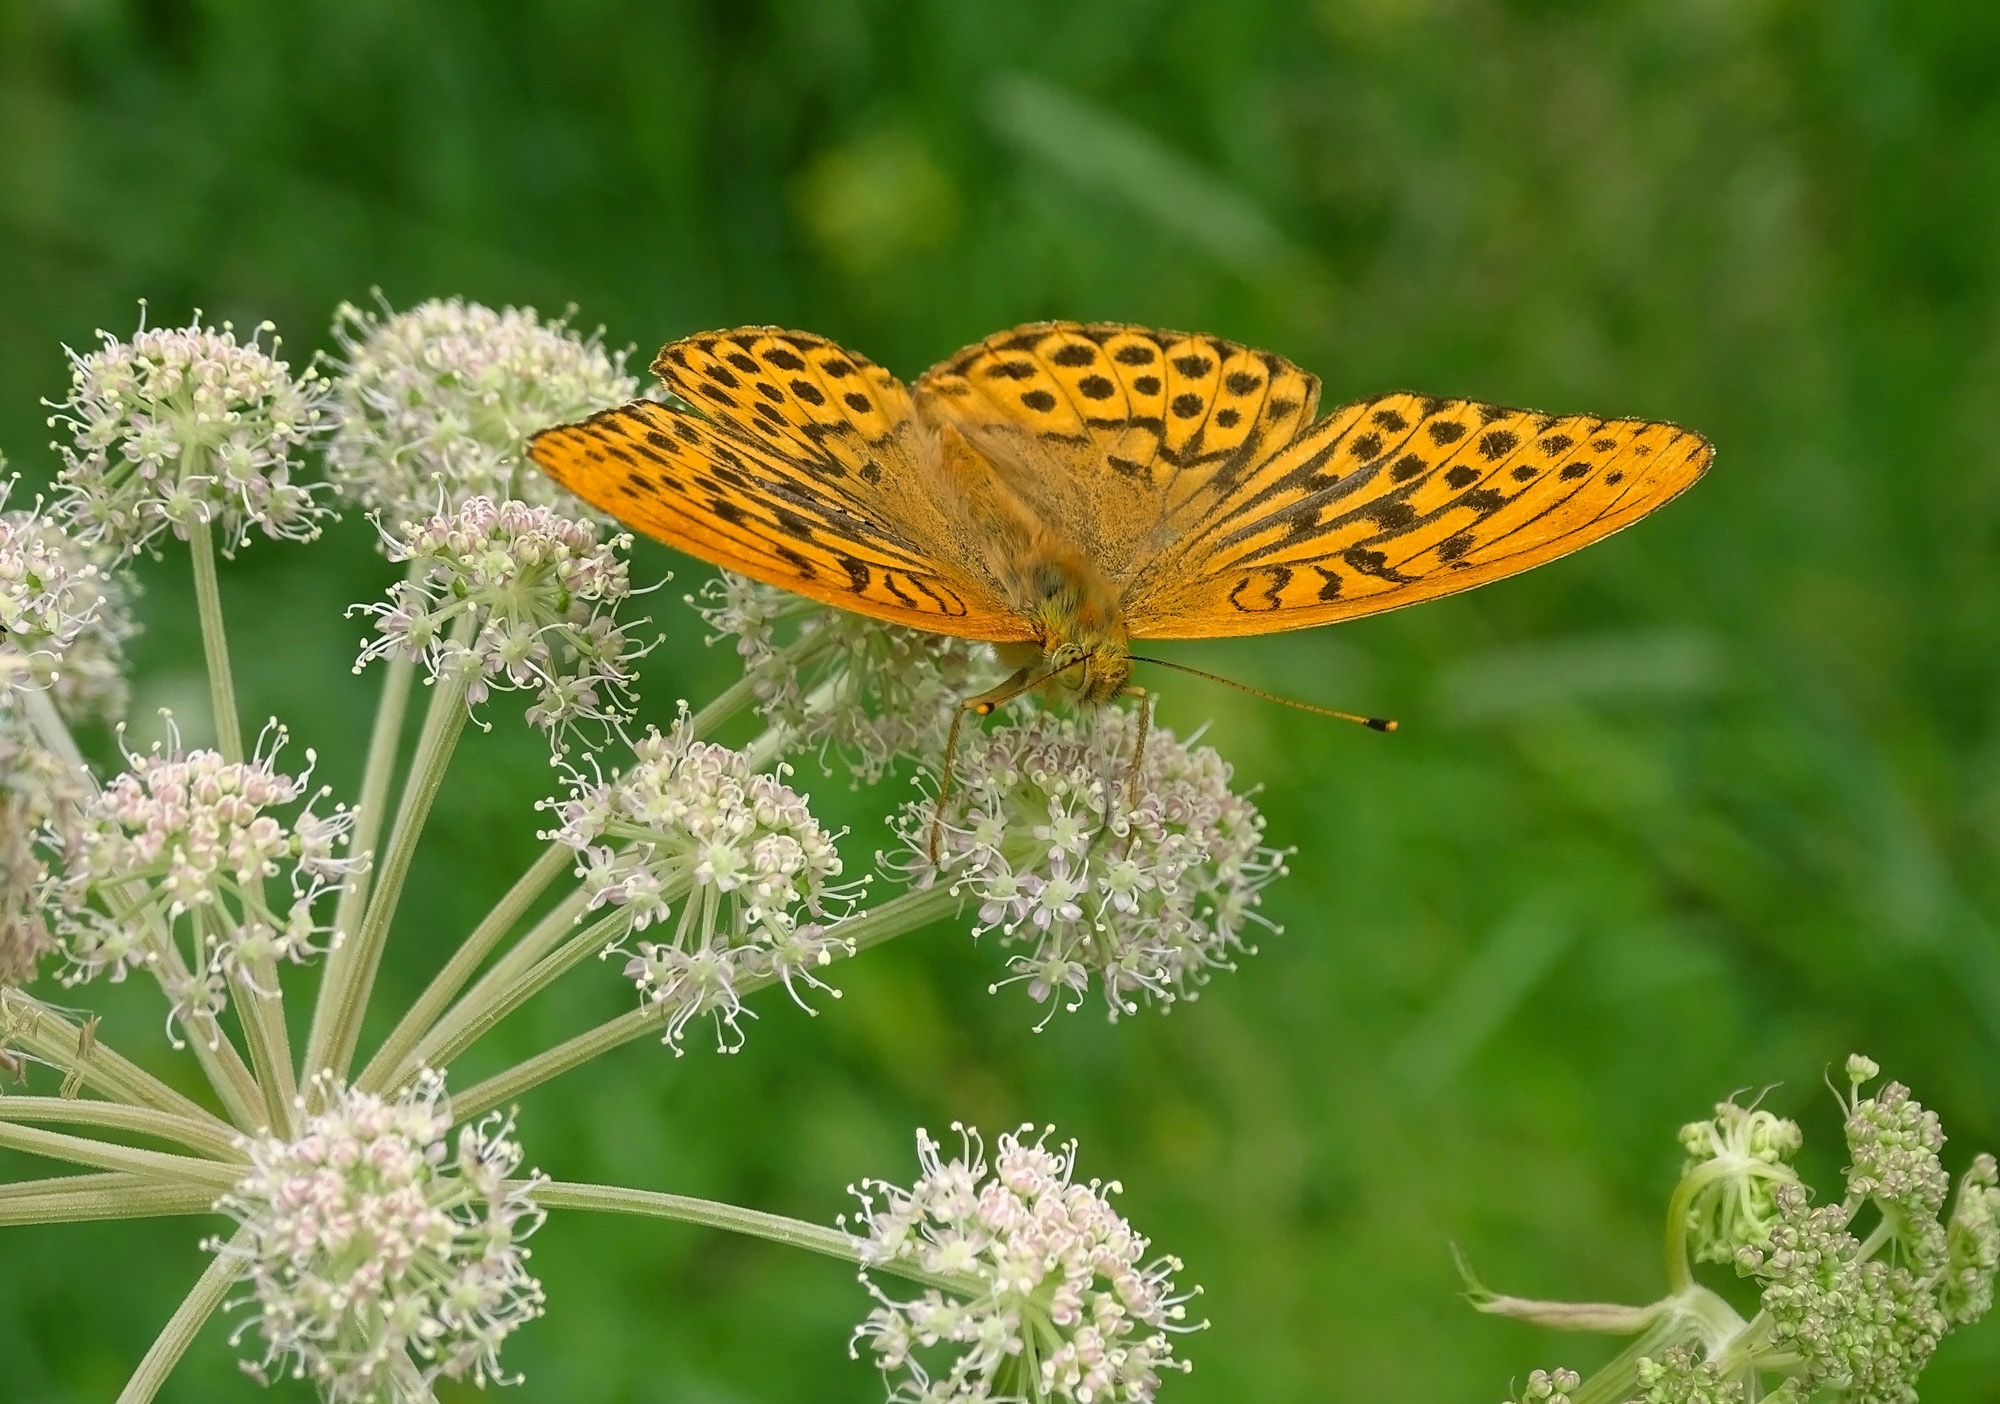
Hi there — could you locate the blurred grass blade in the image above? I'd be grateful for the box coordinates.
[985,73,1294,275]
[1391,898,1575,1095]
[1435,629,1727,724]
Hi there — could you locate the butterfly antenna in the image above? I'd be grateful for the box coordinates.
[1128,656,1398,732]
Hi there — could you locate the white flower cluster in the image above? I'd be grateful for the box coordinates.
[0,724,88,987]
[326,297,636,532]
[902,707,1285,1023]
[49,311,328,555]
[544,711,857,1051]
[1,474,135,716]
[48,723,363,1031]
[211,1071,546,1403]
[1676,1097,1803,1263]
[354,496,647,743]
[694,573,1007,783]
[849,1123,1200,1404]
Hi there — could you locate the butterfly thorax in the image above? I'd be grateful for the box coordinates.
[1002,551,1132,706]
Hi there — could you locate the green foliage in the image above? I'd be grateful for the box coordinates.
[2,1,1998,1399]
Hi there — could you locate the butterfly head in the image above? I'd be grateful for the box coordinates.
[1041,638,1132,706]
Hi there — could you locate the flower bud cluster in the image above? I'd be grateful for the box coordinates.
[694,573,1007,783]
[1,474,135,717]
[211,1071,546,1402]
[48,723,363,1031]
[848,1123,1200,1404]
[544,711,858,1051]
[49,311,328,555]
[354,496,648,743]
[326,297,636,533]
[1736,1179,1946,1402]
[901,706,1285,1023]
[1508,1367,1580,1404]
[1630,1349,1727,1404]
[1677,1097,1802,1263]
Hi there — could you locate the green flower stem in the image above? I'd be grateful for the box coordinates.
[0,1119,240,1190]
[529,1180,972,1295]
[453,882,959,1121]
[187,515,243,764]
[179,1013,267,1132]
[0,1173,221,1227]
[331,559,425,931]
[204,909,294,1137]
[355,842,576,1094]
[307,669,472,1085]
[687,671,764,738]
[414,910,627,1075]
[0,1096,244,1161]
[687,630,839,741]
[0,991,223,1127]
[1663,1159,1749,1294]
[116,1231,244,1404]
[386,885,594,1086]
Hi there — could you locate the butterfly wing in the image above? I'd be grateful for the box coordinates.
[529,328,1036,643]
[913,322,1709,640]
[1120,392,1712,638]
[912,321,1322,583]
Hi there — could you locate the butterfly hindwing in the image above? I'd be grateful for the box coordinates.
[1121,392,1713,638]
[913,322,1320,578]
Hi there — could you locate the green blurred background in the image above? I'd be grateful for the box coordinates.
[4,0,2000,1399]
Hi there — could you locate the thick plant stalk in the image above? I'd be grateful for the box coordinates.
[307,668,471,1085]
[0,992,224,1127]
[116,1232,245,1404]
[0,1174,220,1227]
[355,843,577,1093]
[187,515,243,764]
[0,1120,240,1190]
[408,910,625,1074]
[0,1096,244,1161]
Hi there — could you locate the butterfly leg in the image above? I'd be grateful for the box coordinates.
[1111,688,1152,859]
[928,666,1035,869]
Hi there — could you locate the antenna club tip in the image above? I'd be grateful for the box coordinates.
[1367,718,1398,733]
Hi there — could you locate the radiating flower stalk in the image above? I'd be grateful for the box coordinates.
[0,300,1263,1402]
[1467,1054,2000,1404]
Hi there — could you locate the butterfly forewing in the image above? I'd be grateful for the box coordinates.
[528,374,1034,642]
[1121,392,1712,638]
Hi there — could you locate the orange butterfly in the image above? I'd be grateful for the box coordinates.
[529,321,1710,721]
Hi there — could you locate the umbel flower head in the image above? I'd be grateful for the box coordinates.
[48,308,328,556]
[544,708,860,1051]
[695,573,1006,783]
[211,1070,546,1403]
[48,720,364,1034]
[1,471,136,718]
[848,1123,1201,1404]
[354,495,650,744]
[899,707,1285,1024]
[1677,1095,1803,1263]
[326,297,636,533]
[1486,1055,2000,1404]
